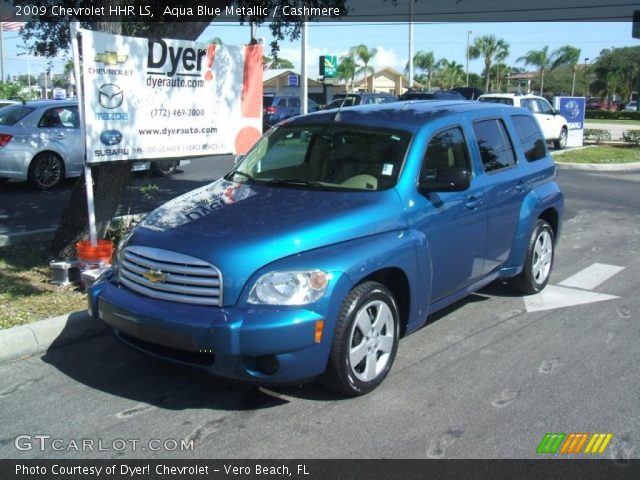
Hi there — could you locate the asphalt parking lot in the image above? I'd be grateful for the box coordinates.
[0,166,638,460]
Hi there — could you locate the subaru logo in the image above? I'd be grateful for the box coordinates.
[99,130,122,146]
[98,84,123,109]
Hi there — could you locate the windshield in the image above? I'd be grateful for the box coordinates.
[326,96,358,109]
[234,124,411,191]
[0,105,34,126]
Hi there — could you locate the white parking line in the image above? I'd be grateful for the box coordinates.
[558,263,625,291]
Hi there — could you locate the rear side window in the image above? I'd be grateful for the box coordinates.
[511,115,547,161]
[473,119,516,172]
[421,127,470,179]
[479,97,514,106]
[287,97,300,108]
[0,105,34,126]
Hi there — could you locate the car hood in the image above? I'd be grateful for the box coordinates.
[128,178,406,303]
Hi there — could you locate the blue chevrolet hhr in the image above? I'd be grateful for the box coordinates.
[88,100,563,396]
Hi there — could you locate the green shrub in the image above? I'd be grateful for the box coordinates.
[622,130,640,146]
[585,110,640,121]
[584,129,611,143]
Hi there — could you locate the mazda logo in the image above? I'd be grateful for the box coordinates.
[98,84,123,109]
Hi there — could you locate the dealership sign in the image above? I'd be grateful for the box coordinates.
[554,96,586,148]
[81,30,263,163]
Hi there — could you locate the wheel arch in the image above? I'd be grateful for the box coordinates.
[356,267,411,337]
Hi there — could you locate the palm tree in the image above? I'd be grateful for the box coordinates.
[550,45,581,96]
[439,60,465,89]
[468,35,510,92]
[353,44,377,91]
[407,51,442,91]
[337,52,357,90]
[517,46,552,96]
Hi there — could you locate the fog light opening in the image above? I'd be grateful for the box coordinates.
[256,355,280,375]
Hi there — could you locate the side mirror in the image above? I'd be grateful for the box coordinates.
[419,169,471,193]
[234,154,244,167]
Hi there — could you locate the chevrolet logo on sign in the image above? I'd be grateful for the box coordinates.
[143,269,167,283]
[94,51,128,65]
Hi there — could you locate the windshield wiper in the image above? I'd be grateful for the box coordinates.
[224,170,254,182]
[261,178,326,188]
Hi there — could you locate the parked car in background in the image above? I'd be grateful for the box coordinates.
[451,87,484,100]
[89,100,563,396]
[324,92,396,109]
[263,95,319,129]
[399,90,467,101]
[477,93,569,149]
[624,101,637,112]
[0,99,19,108]
[0,100,188,189]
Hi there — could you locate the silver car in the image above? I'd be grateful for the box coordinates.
[0,100,186,189]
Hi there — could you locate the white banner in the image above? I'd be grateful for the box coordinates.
[81,30,263,163]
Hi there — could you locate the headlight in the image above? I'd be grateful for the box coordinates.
[248,270,330,305]
[113,230,133,274]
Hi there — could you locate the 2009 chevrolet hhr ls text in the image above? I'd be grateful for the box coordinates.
[88,100,564,396]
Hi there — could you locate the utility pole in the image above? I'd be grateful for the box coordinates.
[301,18,308,115]
[466,30,472,87]
[408,0,414,90]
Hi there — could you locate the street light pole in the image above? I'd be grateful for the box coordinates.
[466,30,471,87]
[584,57,589,97]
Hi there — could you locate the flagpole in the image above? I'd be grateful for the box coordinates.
[1,22,5,83]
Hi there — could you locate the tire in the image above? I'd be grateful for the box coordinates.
[554,127,568,150]
[320,281,400,396]
[28,153,64,190]
[152,160,178,177]
[511,219,555,295]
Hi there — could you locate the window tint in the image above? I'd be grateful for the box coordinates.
[287,97,300,108]
[0,105,34,126]
[511,115,547,162]
[263,96,274,107]
[473,119,516,172]
[479,97,514,106]
[420,127,470,180]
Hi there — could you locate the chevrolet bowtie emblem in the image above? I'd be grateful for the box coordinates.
[143,269,166,283]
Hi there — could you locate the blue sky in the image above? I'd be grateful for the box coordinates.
[2,21,637,79]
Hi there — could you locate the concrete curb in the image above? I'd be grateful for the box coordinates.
[0,228,56,247]
[0,311,107,363]
[555,161,640,172]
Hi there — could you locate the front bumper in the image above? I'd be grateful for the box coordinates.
[88,280,332,384]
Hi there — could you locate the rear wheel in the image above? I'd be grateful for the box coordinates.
[28,153,64,190]
[511,219,555,294]
[152,160,178,177]
[554,127,568,150]
[321,281,400,396]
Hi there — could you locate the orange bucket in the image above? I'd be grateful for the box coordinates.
[76,240,114,269]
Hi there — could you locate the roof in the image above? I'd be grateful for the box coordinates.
[286,100,514,133]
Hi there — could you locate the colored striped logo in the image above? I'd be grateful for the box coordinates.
[537,432,613,454]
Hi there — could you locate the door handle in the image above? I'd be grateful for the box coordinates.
[465,196,482,210]
[55,134,65,140]
[515,181,527,192]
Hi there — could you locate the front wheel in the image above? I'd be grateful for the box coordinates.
[554,127,568,150]
[321,281,400,396]
[511,219,555,294]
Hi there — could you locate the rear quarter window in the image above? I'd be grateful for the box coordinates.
[0,105,34,126]
[511,114,547,161]
[473,118,517,173]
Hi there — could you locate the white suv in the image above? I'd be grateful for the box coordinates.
[477,94,569,149]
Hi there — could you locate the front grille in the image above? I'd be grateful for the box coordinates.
[119,246,222,306]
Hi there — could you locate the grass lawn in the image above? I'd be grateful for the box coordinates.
[0,243,86,330]
[553,145,640,164]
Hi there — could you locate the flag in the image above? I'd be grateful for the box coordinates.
[1,22,26,32]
